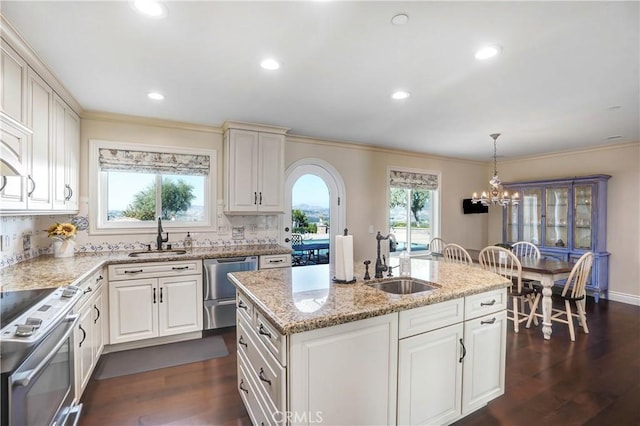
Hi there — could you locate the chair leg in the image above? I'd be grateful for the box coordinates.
[565,300,575,341]
[513,296,520,333]
[527,295,539,326]
[576,301,589,334]
[526,294,540,328]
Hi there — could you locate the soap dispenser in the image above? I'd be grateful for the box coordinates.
[399,250,411,276]
[184,232,193,253]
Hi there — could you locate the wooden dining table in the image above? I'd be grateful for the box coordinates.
[466,249,575,340]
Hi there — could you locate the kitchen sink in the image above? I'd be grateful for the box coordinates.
[367,279,439,295]
[128,249,187,257]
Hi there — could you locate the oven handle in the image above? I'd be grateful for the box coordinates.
[11,314,79,387]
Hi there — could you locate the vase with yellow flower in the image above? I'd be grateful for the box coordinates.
[47,222,77,258]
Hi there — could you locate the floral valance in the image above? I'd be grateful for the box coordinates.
[389,169,439,190]
[98,148,210,176]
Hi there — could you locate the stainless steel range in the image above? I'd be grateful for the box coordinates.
[1,285,83,426]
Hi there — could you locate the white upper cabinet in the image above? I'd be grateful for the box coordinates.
[52,93,79,211]
[223,122,288,214]
[0,32,81,215]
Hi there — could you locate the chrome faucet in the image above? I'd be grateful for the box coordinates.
[156,217,169,250]
[375,231,396,278]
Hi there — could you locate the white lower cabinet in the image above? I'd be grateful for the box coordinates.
[397,288,507,425]
[108,260,203,345]
[73,268,106,401]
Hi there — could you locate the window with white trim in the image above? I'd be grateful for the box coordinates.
[90,140,216,233]
[388,167,440,254]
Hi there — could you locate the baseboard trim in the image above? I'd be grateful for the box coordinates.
[103,331,203,354]
[607,291,640,306]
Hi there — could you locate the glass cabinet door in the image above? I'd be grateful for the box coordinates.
[574,185,593,249]
[522,189,541,244]
[545,186,569,247]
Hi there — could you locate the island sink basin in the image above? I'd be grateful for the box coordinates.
[367,279,439,295]
[128,249,187,257]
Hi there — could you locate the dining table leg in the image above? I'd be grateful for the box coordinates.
[541,275,554,340]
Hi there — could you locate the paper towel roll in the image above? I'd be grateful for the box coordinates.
[335,234,354,282]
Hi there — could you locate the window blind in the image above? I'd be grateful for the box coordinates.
[389,170,439,190]
[98,148,210,176]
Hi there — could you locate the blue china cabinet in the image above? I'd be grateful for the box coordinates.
[502,175,610,302]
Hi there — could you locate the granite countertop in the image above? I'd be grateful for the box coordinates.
[228,259,510,335]
[0,245,292,292]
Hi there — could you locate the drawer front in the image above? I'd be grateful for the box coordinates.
[259,254,291,269]
[238,352,275,426]
[465,288,508,320]
[399,297,464,339]
[236,291,254,324]
[255,311,287,366]
[108,260,202,281]
[238,316,285,413]
[74,268,105,312]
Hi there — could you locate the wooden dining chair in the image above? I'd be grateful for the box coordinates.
[442,243,473,266]
[479,246,536,333]
[428,237,447,259]
[526,251,594,341]
[511,241,541,317]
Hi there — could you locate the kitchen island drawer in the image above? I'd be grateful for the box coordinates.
[236,291,254,323]
[465,288,507,320]
[255,311,287,366]
[108,260,202,281]
[259,254,291,269]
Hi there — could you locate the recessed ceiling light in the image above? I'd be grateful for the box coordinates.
[131,0,167,18]
[391,14,409,25]
[147,92,165,100]
[475,44,502,60]
[391,91,410,100]
[260,59,280,70]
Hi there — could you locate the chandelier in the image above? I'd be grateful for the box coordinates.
[471,133,519,207]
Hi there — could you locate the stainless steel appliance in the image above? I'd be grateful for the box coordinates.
[1,286,83,426]
[203,256,258,330]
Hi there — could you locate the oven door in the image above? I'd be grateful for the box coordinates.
[8,314,80,426]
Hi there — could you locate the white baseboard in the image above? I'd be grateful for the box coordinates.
[103,331,202,354]
[606,291,640,306]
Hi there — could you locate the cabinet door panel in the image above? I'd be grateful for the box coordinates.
[398,323,463,425]
[462,311,506,415]
[257,133,284,212]
[1,40,27,124]
[52,95,67,209]
[0,117,29,209]
[93,285,105,358]
[26,69,52,209]
[109,278,157,344]
[227,129,259,211]
[545,186,569,247]
[76,300,95,396]
[290,313,398,426]
[64,106,79,210]
[158,276,201,336]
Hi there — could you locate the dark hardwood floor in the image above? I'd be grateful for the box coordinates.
[79,299,640,426]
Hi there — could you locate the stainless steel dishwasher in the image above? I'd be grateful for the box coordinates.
[203,256,258,330]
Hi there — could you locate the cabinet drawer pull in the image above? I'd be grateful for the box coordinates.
[258,324,271,338]
[153,288,157,304]
[238,336,248,348]
[79,325,87,348]
[239,380,249,394]
[96,275,104,283]
[83,286,93,295]
[64,184,73,201]
[94,305,100,323]
[480,299,496,306]
[238,300,248,310]
[171,266,190,270]
[258,368,272,386]
[124,269,143,274]
[160,287,163,303]
[259,192,262,205]
[254,192,257,205]
[481,317,497,325]
[269,259,284,264]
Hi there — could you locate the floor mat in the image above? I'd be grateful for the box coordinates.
[94,335,229,379]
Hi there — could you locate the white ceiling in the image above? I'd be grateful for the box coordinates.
[2,1,638,161]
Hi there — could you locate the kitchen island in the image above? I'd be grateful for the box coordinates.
[228,260,511,426]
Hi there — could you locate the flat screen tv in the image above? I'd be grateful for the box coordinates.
[462,198,489,214]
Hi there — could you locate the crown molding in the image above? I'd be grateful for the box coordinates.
[500,141,639,164]
[222,120,290,135]
[82,110,223,134]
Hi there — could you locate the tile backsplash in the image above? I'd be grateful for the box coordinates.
[0,211,282,269]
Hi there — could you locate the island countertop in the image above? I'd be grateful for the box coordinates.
[228,259,510,335]
[0,244,291,292]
